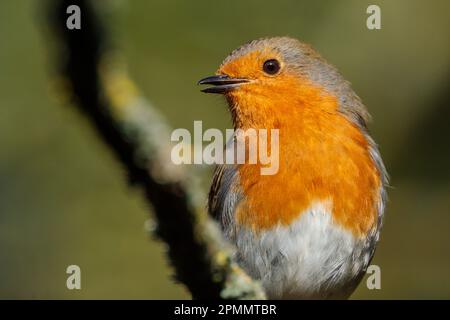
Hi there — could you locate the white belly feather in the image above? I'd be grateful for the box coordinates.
[227,201,373,299]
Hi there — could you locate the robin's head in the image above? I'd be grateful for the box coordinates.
[199,37,369,129]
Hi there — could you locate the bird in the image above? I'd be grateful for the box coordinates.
[198,37,388,299]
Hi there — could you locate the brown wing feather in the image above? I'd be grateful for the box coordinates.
[208,164,242,227]
[208,165,226,221]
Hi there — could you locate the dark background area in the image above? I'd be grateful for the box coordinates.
[0,0,449,298]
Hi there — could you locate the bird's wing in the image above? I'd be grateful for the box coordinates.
[208,164,242,228]
[208,164,226,220]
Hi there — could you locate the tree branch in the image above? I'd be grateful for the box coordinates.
[46,0,265,299]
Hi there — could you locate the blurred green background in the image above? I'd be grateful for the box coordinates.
[1,0,449,299]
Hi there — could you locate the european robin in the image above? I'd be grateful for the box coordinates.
[199,37,388,299]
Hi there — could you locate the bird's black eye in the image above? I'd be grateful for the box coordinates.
[263,59,280,75]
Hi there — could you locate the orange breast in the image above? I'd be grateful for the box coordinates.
[229,75,381,237]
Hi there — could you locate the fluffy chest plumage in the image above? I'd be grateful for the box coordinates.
[234,109,381,237]
[229,200,373,299]
[208,122,385,298]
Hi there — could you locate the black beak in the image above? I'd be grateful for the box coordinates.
[198,75,249,94]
